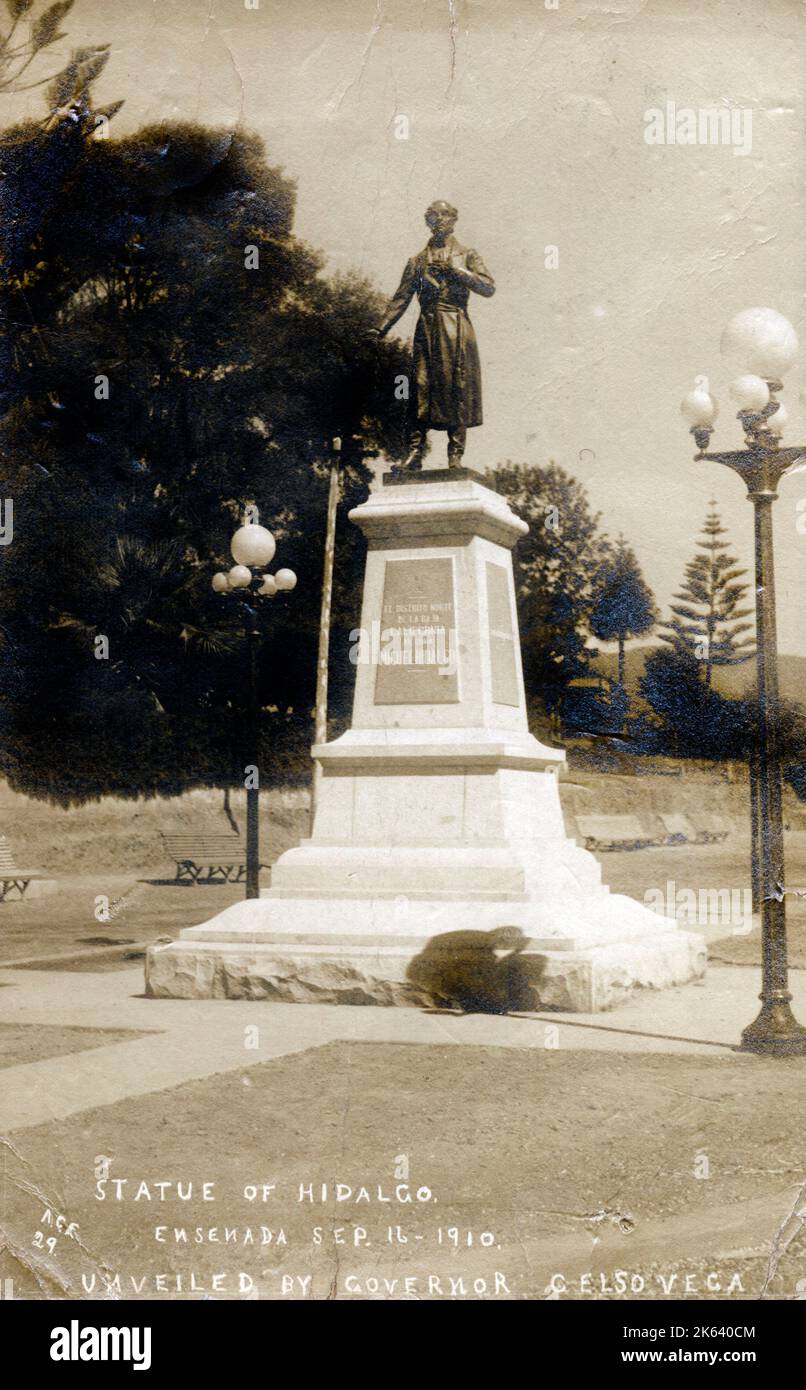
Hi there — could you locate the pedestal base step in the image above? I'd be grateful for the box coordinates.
[146,929,705,1013]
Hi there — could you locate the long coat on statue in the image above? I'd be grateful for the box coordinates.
[379,235,495,430]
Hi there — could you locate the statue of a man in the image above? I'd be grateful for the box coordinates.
[372,201,495,470]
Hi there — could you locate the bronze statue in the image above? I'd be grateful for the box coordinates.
[371,201,495,470]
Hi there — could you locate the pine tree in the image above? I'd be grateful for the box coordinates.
[659,502,755,686]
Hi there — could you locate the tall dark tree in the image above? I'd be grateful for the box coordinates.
[0,121,409,803]
[637,647,747,759]
[0,1,122,415]
[589,536,656,695]
[488,462,611,723]
[659,502,755,686]
[637,646,806,766]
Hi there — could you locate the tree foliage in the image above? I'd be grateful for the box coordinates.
[589,536,656,689]
[637,648,747,758]
[0,0,120,128]
[0,119,409,803]
[488,461,612,719]
[637,646,806,770]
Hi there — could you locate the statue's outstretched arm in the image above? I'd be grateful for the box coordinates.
[377,258,418,335]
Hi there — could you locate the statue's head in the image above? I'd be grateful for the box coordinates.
[489,926,528,953]
[425,200,458,237]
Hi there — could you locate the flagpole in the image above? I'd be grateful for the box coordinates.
[311,437,341,827]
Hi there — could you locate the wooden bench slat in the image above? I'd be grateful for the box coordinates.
[0,835,34,895]
[163,837,244,844]
[163,841,245,848]
[165,845,247,856]
[160,832,263,883]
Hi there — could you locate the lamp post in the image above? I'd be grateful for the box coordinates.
[212,519,297,900]
[681,307,806,1055]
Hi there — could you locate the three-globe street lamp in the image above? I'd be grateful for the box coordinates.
[681,307,806,1056]
[212,521,297,900]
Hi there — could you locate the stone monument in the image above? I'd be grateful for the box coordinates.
[147,466,705,1010]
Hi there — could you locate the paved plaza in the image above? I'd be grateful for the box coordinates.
[0,961,795,1133]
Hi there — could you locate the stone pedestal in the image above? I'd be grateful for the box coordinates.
[147,470,705,1010]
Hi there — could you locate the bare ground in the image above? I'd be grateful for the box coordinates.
[0,1022,149,1068]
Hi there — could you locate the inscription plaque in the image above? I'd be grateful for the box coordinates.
[374,557,459,705]
[486,561,519,706]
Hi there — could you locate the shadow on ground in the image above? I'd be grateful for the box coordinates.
[407,927,544,1014]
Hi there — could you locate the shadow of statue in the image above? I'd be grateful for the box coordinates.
[406,926,543,1014]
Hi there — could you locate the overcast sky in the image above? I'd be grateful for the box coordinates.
[7,0,805,653]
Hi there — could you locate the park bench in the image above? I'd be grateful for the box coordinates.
[0,834,45,902]
[575,814,659,853]
[161,833,265,884]
[659,812,696,845]
[658,812,734,846]
[689,815,732,845]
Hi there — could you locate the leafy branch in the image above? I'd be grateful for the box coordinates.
[0,0,122,127]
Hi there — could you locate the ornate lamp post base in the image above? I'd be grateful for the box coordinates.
[739,998,806,1056]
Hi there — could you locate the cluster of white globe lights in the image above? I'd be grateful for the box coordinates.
[210,311,799,593]
[211,525,297,598]
[681,306,800,442]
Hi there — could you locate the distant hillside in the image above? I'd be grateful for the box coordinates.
[592,644,806,705]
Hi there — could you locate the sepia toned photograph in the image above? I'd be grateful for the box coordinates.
[0,0,805,1355]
